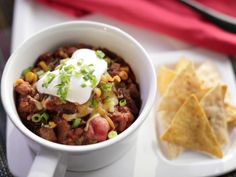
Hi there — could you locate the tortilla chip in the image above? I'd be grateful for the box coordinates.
[157,111,184,159]
[158,60,206,113]
[196,62,221,89]
[225,103,236,125]
[200,85,228,145]
[175,57,190,73]
[157,61,206,158]
[161,95,223,158]
[157,66,176,95]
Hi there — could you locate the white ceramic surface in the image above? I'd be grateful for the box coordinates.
[2,21,156,176]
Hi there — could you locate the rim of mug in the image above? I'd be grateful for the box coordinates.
[1,21,157,152]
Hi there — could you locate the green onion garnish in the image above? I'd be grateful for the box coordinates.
[91,98,98,108]
[105,96,111,103]
[63,64,75,74]
[81,83,87,88]
[55,69,71,101]
[42,73,56,88]
[119,99,127,107]
[108,131,118,139]
[22,66,33,76]
[95,50,105,59]
[32,113,42,123]
[36,70,45,78]
[101,83,112,92]
[77,59,83,66]
[71,118,81,128]
[41,112,49,123]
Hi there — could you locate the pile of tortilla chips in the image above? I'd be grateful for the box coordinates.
[156,58,236,159]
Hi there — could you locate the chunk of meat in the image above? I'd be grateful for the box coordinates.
[67,128,83,145]
[15,81,33,95]
[55,118,71,144]
[54,118,83,145]
[44,96,77,114]
[18,96,36,119]
[111,106,134,132]
[126,97,139,115]
[128,83,139,98]
[64,46,78,57]
[108,63,120,76]
[85,116,110,142]
[38,127,57,142]
[37,52,53,64]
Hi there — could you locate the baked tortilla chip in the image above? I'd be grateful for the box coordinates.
[175,58,190,73]
[196,62,221,89]
[157,61,206,158]
[225,103,236,125]
[157,66,176,95]
[161,95,223,158]
[156,111,183,159]
[158,60,205,113]
[200,85,228,145]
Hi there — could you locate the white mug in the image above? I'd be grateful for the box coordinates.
[1,21,156,177]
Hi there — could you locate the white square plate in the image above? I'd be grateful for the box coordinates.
[134,48,236,177]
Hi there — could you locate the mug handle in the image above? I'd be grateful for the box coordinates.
[27,147,67,177]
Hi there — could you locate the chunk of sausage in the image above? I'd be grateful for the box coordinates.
[38,127,57,142]
[85,116,110,142]
[111,106,134,132]
[15,82,33,95]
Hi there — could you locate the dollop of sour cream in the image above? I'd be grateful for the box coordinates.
[36,49,107,104]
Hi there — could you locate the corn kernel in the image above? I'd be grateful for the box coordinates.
[101,73,113,83]
[113,75,121,82]
[25,72,37,83]
[94,88,102,97]
[49,121,57,128]
[15,79,24,85]
[120,66,129,73]
[38,61,49,71]
[119,71,128,80]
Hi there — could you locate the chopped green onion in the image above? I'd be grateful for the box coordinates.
[63,64,75,74]
[36,70,45,78]
[91,98,98,108]
[108,131,118,139]
[32,113,42,123]
[101,83,112,92]
[71,118,81,128]
[77,59,83,66]
[42,73,56,88]
[55,69,71,101]
[95,50,105,59]
[75,71,82,78]
[41,112,49,123]
[81,83,87,88]
[22,67,33,76]
[105,96,111,103]
[89,74,97,87]
[119,99,127,107]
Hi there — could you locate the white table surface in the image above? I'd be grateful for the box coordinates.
[8,0,230,177]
